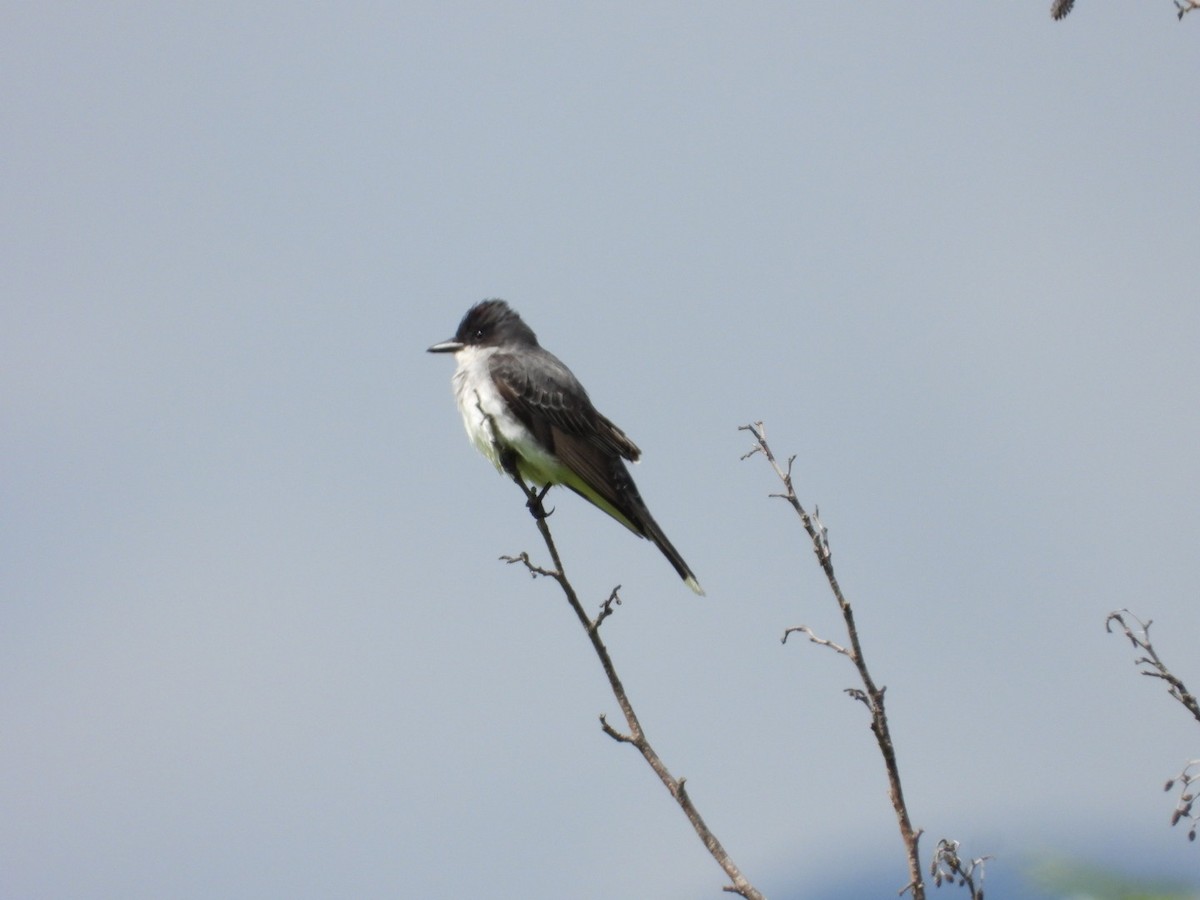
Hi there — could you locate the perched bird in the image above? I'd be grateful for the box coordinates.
[428,299,703,595]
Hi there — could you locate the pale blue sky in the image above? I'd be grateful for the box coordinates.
[3,4,1199,898]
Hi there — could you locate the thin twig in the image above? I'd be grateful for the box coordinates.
[504,473,765,899]
[782,625,852,657]
[1107,609,1200,843]
[741,421,926,899]
[1106,610,1200,725]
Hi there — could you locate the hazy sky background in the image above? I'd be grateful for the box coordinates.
[4,4,1199,898]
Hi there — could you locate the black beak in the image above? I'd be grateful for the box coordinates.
[427,339,464,353]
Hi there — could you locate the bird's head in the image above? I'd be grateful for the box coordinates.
[428,299,539,354]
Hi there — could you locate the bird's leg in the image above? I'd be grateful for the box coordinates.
[496,443,553,520]
[527,484,553,519]
[477,393,554,521]
[497,444,522,482]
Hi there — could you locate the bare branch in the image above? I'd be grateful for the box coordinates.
[1108,609,1200,844]
[504,470,765,899]
[741,421,927,898]
[1106,610,1200,725]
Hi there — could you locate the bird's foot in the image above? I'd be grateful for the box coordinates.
[527,485,554,520]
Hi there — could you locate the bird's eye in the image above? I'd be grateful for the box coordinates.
[474,328,486,339]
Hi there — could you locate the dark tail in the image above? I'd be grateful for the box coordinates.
[554,435,704,595]
[640,510,705,595]
[610,466,704,596]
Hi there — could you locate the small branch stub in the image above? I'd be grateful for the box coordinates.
[589,585,623,635]
[598,712,634,744]
[500,551,558,580]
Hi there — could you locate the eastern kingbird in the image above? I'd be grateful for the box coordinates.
[428,299,704,595]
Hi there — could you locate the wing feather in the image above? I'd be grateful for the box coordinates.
[490,350,641,462]
[547,426,641,532]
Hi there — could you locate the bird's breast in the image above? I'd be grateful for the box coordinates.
[450,347,561,485]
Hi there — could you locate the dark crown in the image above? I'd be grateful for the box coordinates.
[455,299,539,347]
